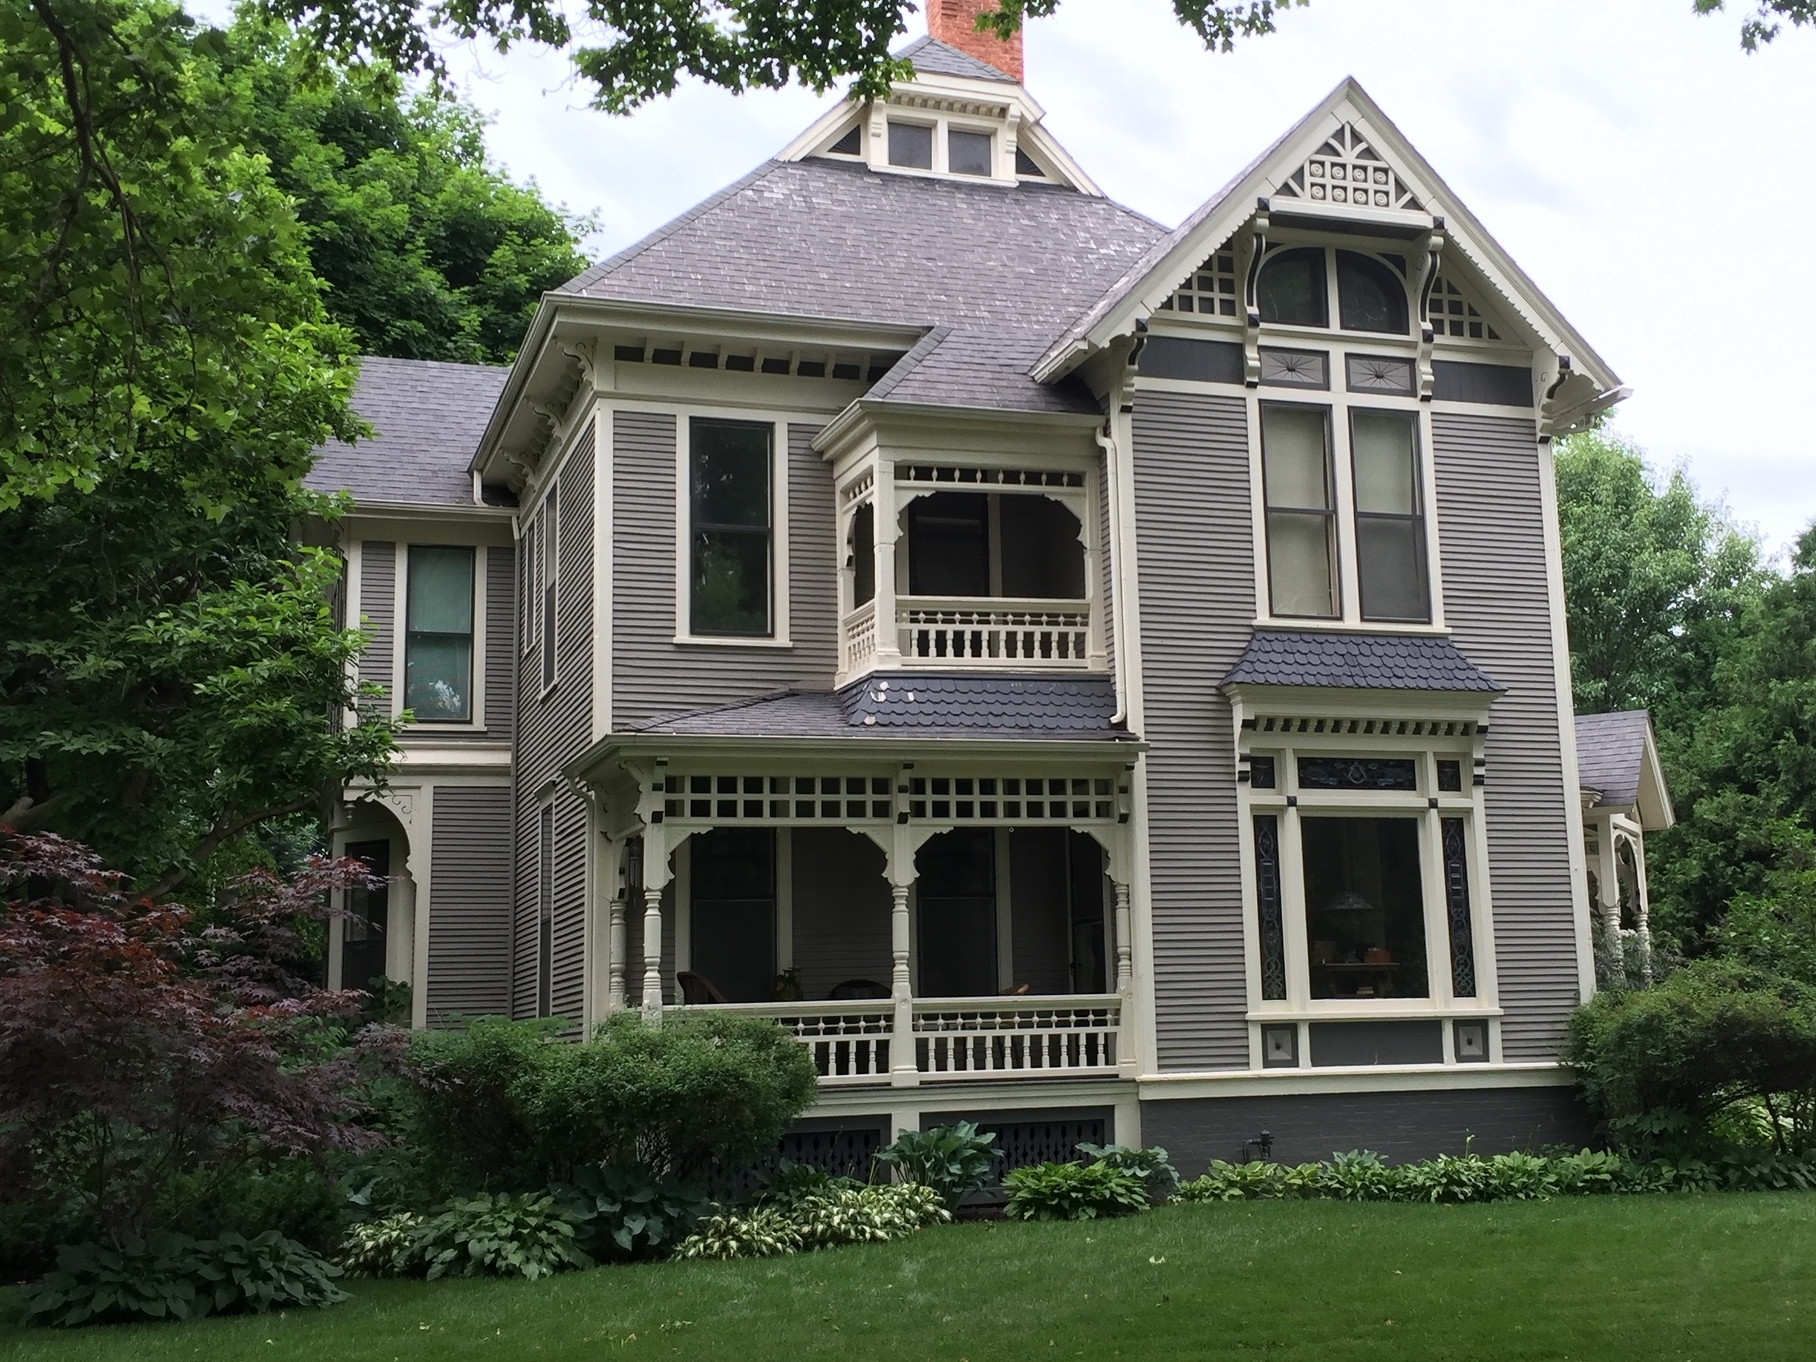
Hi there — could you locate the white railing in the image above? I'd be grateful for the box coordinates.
[842,600,878,674]
[912,995,1121,1078]
[897,597,1091,668]
[674,994,1124,1086]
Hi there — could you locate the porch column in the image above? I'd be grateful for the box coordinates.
[1592,813,1622,981]
[640,885,665,1025]
[607,884,628,1012]
[1112,878,1134,996]
[877,818,921,1087]
[1624,822,1655,986]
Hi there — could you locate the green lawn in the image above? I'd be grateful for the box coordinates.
[4,1195,1813,1361]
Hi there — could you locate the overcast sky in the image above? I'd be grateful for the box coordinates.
[424,1,1815,555]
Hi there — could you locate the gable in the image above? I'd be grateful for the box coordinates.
[1272,120,1423,214]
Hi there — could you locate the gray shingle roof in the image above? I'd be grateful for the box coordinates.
[1575,710,1653,805]
[626,673,1130,740]
[897,34,1016,83]
[1221,630,1503,692]
[307,357,508,506]
[557,157,1163,414]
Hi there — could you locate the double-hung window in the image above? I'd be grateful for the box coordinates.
[1258,401,1433,625]
[539,485,558,691]
[689,419,773,636]
[405,545,475,721]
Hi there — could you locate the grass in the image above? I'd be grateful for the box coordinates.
[4,1195,1815,1361]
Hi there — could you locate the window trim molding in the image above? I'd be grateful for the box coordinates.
[539,483,560,700]
[672,408,794,648]
[1231,699,1501,1069]
[393,541,487,732]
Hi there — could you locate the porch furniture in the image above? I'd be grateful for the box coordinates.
[677,970,728,1005]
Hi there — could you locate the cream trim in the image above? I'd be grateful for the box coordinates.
[1138,1060,1570,1101]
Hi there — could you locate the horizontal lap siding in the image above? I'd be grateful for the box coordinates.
[356,541,395,704]
[611,415,839,728]
[789,828,892,1000]
[1433,413,1580,1060]
[427,787,513,1022]
[1132,391,1254,1070]
[484,545,515,739]
[514,425,596,1023]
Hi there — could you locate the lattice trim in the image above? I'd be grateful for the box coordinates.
[896,464,1083,488]
[906,775,1117,822]
[1156,243,1239,318]
[1428,274,1504,342]
[662,773,893,823]
[657,772,1123,824]
[1275,122,1422,212]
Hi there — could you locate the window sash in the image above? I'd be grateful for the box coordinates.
[1349,408,1430,623]
[689,419,774,636]
[404,545,474,722]
[540,486,558,690]
[1261,404,1339,619]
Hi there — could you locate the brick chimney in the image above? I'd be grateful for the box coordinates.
[926,0,1024,82]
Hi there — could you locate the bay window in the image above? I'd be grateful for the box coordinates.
[405,545,475,721]
[689,419,773,636]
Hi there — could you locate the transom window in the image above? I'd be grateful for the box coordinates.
[1257,245,1409,335]
[1258,400,1433,625]
[689,418,773,636]
[404,545,474,721]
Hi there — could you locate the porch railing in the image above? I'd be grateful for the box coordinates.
[675,994,1124,1086]
[897,597,1091,667]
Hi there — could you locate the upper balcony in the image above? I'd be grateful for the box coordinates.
[837,461,1107,683]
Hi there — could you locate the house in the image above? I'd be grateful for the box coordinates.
[306,7,1631,1171]
[1575,710,1674,985]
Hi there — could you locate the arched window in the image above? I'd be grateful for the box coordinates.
[1257,247,1328,328]
[1336,251,1409,334]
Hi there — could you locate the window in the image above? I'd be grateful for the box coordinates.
[1336,251,1409,334]
[905,492,1085,599]
[1257,247,1328,327]
[888,121,933,169]
[948,128,992,176]
[341,840,389,993]
[405,545,474,721]
[540,486,558,690]
[1260,405,1338,618]
[1350,410,1429,622]
[849,502,875,606]
[537,803,553,1017]
[689,419,773,635]
[1303,816,1429,1000]
[688,828,776,1004]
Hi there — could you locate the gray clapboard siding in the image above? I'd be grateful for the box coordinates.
[1432,412,1581,1060]
[789,828,892,1000]
[484,544,515,738]
[357,541,396,704]
[611,413,840,728]
[512,424,596,1021]
[427,786,514,1023]
[1130,391,1255,1071]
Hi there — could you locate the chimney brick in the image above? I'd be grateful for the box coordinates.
[926,0,1024,82]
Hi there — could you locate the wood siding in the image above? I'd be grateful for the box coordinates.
[610,413,839,728]
[512,425,595,1022]
[1433,412,1581,1059]
[484,544,515,739]
[427,786,513,1023]
[1131,391,1255,1071]
[356,540,395,703]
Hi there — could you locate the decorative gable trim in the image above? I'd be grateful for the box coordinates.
[1273,121,1423,213]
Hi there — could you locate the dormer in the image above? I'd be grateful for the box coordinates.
[775,17,1099,194]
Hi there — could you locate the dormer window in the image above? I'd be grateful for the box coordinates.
[1253,246,1409,335]
[949,129,993,176]
[888,121,934,170]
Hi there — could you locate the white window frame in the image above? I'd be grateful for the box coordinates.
[1235,724,1501,1067]
[674,409,793,648]
[392,541,488,732]
[872,112,1013,183]
[539,482,559,698]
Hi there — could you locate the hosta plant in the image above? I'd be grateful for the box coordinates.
[340,1213,426,1277]
[791,1183,949,1248]
[1078,1142,1181,1202]
[552,1165,709,1261]
[874,1121,999,1211]
[1177,1160,1290,1202]
[1002,1162,1150,1221]
[673,1208,802,1260]
[417,1194,591,1280]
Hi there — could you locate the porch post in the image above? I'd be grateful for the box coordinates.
[884,819,920,1086]
[1592,813,1622,981]
[1625,822,1655,986]
[640,824,670,1026]
[607,884,628,1012]
[1112,878,1134,996]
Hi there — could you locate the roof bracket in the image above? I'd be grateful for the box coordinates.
[1241,198,1270,388]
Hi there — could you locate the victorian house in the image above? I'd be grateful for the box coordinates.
[306,6,1627,1170]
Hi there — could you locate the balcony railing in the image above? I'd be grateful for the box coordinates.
[675,994,1126,1087]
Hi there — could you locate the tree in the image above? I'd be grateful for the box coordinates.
[1553,429,1767,734]
[253,0,1815,114]
[225,17,592,364]
[1,0,400,892]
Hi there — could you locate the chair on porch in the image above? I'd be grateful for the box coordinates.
[676,970,728,1006]
[829,978,890,1001]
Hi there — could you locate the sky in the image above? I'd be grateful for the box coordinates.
[429,1,1816,555]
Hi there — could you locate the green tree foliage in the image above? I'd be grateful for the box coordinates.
[224,17,592,363]
[252,0,1810,113]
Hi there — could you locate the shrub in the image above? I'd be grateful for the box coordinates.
[1002,1162,1150,1221]
[791,1183,949,1247]
[23,1231,345,1328]
[402,1012,819,1193]
[1177,1160,1289,1203]
[1318,1150,1400,1201]
[1569,959,1816,1155]
[416,1194,590,1280]
[1078,1142,1181,1202]
[874,1121,999,1211]
[552,1165,708,1262]
[339,1212,425,1277]
[673,1208,801,1260]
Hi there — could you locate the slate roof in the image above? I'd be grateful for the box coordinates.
[624,674,1130,740]
[557,156,1164,414]
[896,34,1016,83]
[1221,630,1503,693]
[1574,710,1653,806]
[307,357,508,506]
